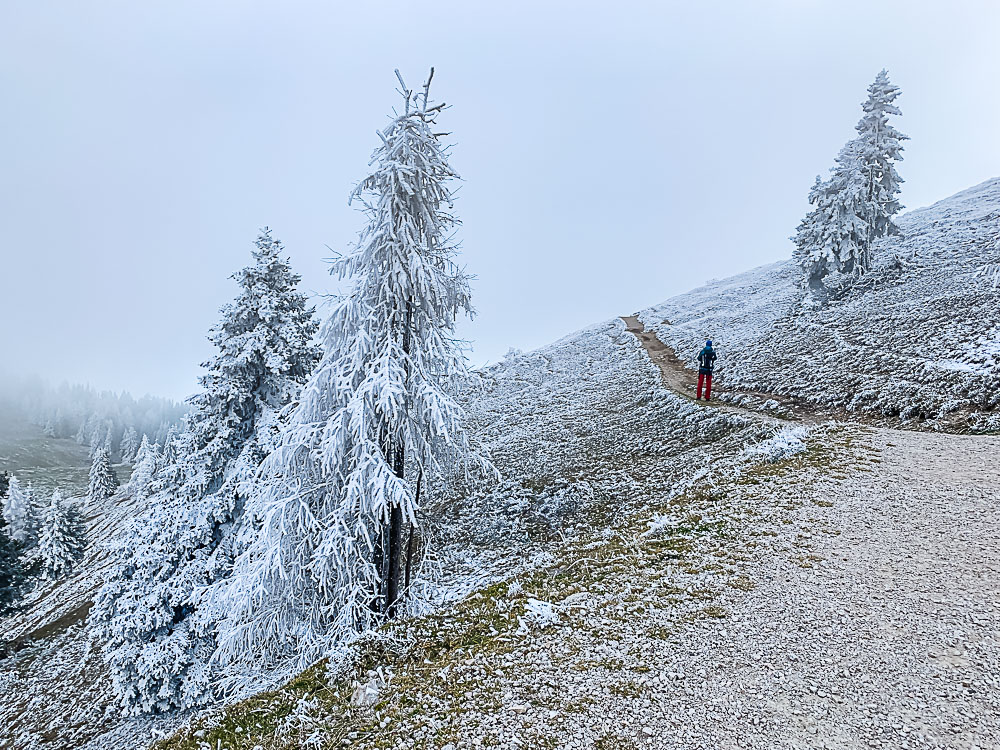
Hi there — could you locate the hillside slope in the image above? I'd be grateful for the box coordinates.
[639,177,1000,430]
[0,413,103,497]
[1,317,777,750]
[2,179,999,750]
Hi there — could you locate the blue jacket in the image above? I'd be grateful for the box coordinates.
[697,346,716,374]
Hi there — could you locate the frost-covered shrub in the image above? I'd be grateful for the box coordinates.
[517,598,560,633]
[745,427,809,464]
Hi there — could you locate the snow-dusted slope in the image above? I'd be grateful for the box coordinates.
[639,177,1000,430]
[0,316,773,750]
[0,482,191,749]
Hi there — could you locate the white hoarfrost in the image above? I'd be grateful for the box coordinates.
[88,228,320,714]
[207,70,489,684]
[642,178,1000,428]
[2,474,36,545]
[745,426,809,463]
[87,448,119,504]
[36,489,85,580]
[794,70,907,283]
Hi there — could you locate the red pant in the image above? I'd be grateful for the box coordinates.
[697,372,712,400]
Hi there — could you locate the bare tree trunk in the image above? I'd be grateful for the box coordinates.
[385,300,414,619]
[372,425,393,614]
[385,524,403,616]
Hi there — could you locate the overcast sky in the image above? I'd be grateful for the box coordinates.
[2,1,999,401]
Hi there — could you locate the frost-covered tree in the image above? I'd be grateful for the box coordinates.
[793,144,870,282]
[161,425,182,464]
[88,419,106,458]
[853,70,907,249]
[119,426,140,463]
[102,423,114,455]
[37,490,85,580]
[127,435,159,501]
[208,70,490,677]
[0,479,25,611]
[89,448,120,504]
[90,228,320,714]
[1,474,36,546]
[794,70,907,284]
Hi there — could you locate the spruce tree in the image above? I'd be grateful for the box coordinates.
[793,143,869,282]
[0,472,20,608]
[102,422,114,455]
[854,69,908,256]
[90,229,320,714]
[37,490,85,580]
[0,501,25,612]
[161,425,182,464]
[89,448,120,504]
[209,70,490,675]
[1,474,36,546]
[794,70,907,283]
[119,427,140,463]
[127,435,159,501]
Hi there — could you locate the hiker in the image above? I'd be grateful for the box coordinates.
[696,339,716,401]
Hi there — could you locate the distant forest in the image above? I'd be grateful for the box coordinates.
[0,375,186,463]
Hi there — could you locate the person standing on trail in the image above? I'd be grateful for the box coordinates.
[696,340,716,401]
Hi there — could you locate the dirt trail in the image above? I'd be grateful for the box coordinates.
[621,315,830,423]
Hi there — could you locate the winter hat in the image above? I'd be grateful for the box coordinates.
[706,340,713,347]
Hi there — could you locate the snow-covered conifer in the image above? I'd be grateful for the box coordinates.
[794,70,907,283]
[119,427,139,463]
[89,449,120,504]
[793,143,869,283]
[161,425,182,464]
[208,70,490,676]
[1,474,36,546]
[37,490,85,580]
[127,435,159,501]
[102,423,114,455]
[0,502,25,612]
[853,69,908,252]
[1,474,26,612]
[90,228,320,713]
[87,418,106,457]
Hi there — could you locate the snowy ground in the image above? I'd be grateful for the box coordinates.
[150,320,1000,750]
[0,316,770,750]
[153,419,1000,750]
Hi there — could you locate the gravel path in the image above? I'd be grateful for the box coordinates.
[635,427,1000,750]
[370,427,1000,750]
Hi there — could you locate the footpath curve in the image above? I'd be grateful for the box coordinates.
[621,315,828,424]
